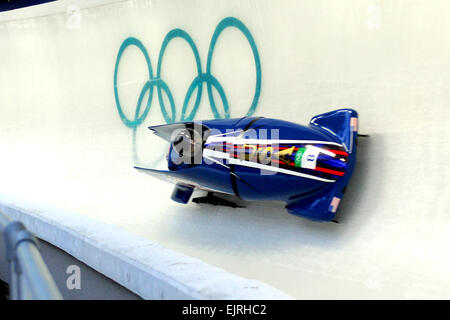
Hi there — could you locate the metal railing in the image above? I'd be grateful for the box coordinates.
[0,210,63,300]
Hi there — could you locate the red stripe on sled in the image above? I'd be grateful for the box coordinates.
[325,149,348,156]
[315,167,345,176]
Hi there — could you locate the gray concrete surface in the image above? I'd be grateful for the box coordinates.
[0,236,140,299]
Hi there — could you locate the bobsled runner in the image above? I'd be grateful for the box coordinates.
[135,109,360,222]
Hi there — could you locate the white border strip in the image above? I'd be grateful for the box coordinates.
[0,195,292,300]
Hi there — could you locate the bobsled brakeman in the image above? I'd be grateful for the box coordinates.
[135,109,361,222]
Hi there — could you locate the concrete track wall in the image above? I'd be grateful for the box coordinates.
[0,0,449,298]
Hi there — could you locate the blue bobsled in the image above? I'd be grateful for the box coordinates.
[135,109,359,222]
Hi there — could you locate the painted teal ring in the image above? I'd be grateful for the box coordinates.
[157,29,202,123]
[206,17,261,119]
[114,37,153,128]
[114,17,261,128]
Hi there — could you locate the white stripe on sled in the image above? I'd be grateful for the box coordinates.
[206,137,344,147]
[203,149,336,183]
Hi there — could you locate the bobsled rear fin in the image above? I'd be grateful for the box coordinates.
[310,109,358,153]
[286,185,344,222]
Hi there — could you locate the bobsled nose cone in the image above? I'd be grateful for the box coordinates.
[147,123,189,142]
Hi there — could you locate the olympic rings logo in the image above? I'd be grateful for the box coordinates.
[113,17,261,128]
